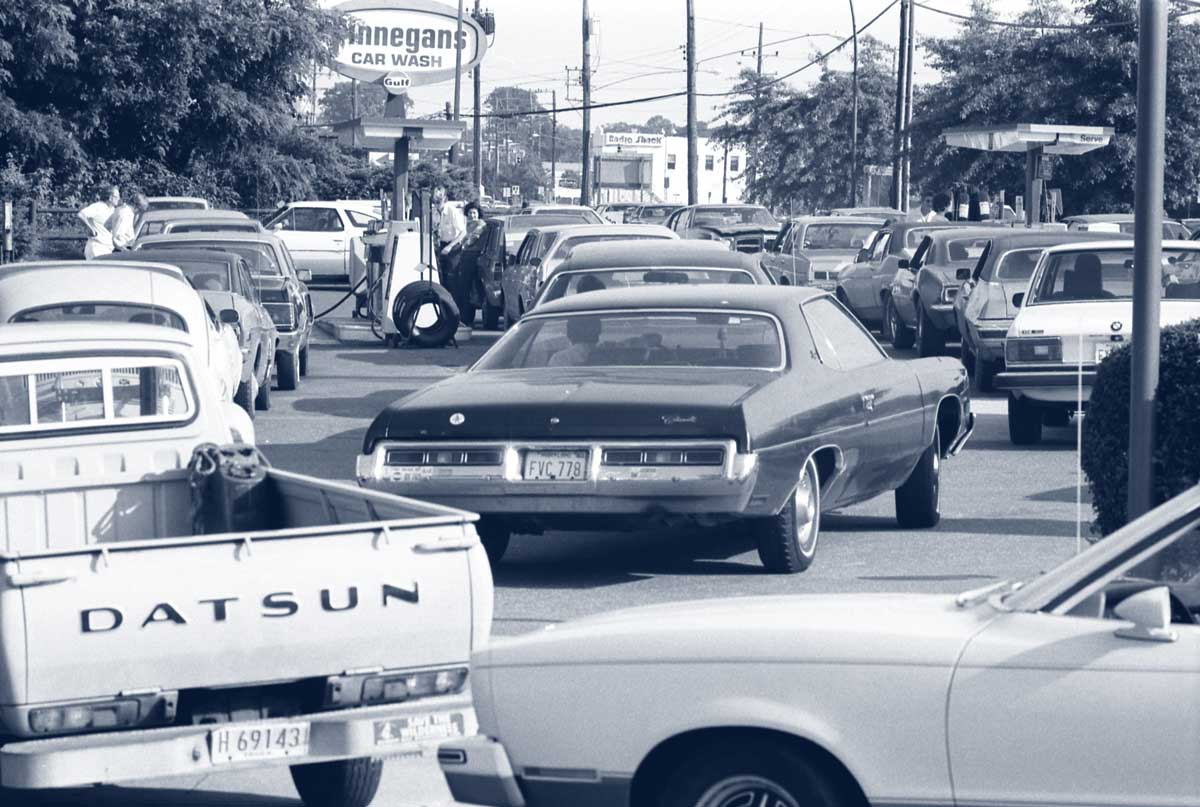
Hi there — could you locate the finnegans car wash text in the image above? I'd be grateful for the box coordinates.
[346,22,467,67]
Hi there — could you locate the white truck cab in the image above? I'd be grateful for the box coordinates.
[0,323,491,807]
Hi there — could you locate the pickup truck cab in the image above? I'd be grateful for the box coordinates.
[265,201,382,285]
[0,323,491,807]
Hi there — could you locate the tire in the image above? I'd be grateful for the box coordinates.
[234,374,256,419]
[887,297,914,349]
[655,740,841,807]
[879,295,894,342]
[915,304,946,357]
[276,348,300,391]
[752,456,820,574]
[1007,392,1043,445]
[392,281,459,348]
[1043,407,1071,428]
[976,356,998,393]
[299,344,310,377]
[476,518,511,565]
[482,299,501,330]
[254,371,272,410]
[896,425,941,528]
[290,757,383,807]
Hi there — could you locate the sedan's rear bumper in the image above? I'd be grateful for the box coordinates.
[995,368,1095,404]
[926,302,958,331]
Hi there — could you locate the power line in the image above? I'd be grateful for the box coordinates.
[912,0,1200,30]
[477,0,901,119]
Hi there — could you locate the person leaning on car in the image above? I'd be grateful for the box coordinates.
[77,185,120,259]
[110,192,149,251]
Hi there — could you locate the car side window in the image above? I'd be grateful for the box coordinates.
[292,207,344,232]
[239,262,259,303]
[802,296,886,371]
[268,210,295,231]
[870,232,891,262]
[515,233,535,265]
[775,224,792,253]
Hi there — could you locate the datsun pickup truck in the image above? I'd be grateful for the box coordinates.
[0,323,491,807]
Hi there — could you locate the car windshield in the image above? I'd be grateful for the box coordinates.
[801,223,877,250]
[155,242,282,276]
[941,237,992,263]
[11,303,188,331]
[1029,248,1200,304]
[0,356,193,435]
[167,222,258,234]
[550,234,670,261]
[344,209,380,228]
[539,269,756,303]
[994,249,1042,281]
[692,206,776,227]
[637,206,675,222]
[475,310,783,370]
[1108,221,1190,239]
[506,214,591,236]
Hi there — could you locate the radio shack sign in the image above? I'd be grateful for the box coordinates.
[603,132,665,149]
[333,0,488,87]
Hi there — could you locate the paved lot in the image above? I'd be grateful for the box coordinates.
[35,291,1094,807]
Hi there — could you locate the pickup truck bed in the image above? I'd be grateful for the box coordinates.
[0,467,490,790]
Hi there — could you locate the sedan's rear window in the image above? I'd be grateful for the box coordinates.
[12,303,188,331]
[153,242,282,276]
[0,357,194,435]
[540,269,755,304]
[476,311,784,370]
[942,237,991,262]
[506,214,591,236]
[801,224,876,250]
[163,259,232,291]
[1029,248,1200,303]
[550,233,672,261]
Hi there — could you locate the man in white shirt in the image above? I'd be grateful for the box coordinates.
[110,193,149,251]
[77,185,120,259]
[919,194,936,222]
[435,186,466,255]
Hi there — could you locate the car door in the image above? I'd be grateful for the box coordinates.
[802,295,925,495]
[505,233,535,321]
[843,230,890,321]
[760,223,791,283]
[891,235,932,327]
[948,610,1200,807]
[231,260,268,379]
[955,241,992,343]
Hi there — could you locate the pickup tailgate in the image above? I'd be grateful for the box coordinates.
[4,510,478,704]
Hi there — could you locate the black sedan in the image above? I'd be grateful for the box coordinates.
[530,240,772,309]
[356,286,974,573]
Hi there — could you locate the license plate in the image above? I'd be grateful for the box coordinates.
[523,450,589,481]
[1095,343,1116,363]
[374,711,466,747]
[210,720,310,764]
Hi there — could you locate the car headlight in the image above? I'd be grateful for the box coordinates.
[1006,336,1062,363]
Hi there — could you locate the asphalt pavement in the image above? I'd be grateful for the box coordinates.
[34,289,1092,807]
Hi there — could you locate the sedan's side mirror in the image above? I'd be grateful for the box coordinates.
[1011,292,1024,308]
[297,268,312,282]
[1113,586,1177,643]
[219,308,240,325]
[956,267,972,281]
[272,222,284,231]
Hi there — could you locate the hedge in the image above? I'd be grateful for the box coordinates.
[1081,318,1200,577]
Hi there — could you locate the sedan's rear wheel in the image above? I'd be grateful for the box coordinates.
[753,456,820,574]
[476,518,511,565]
[290,757,382,807]
[277,348,300,391]
[916,305,946,357]
[887,297,914,349]
[878,295,894,341]
[895,425,940,528]
[656,742,842,807]
[1008,392,1043,445]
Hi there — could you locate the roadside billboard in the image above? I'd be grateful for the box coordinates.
[332,0,488,87]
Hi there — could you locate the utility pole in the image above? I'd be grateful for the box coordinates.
[901,0,915,211]
[849,0,859,207]
[686,0,698,205]
[1129,0,1168,525]
[890,0,908,210]
[581,0,592,208]
[551,90,558,203]
[449,0,464,164]
[749,22,763,197]
[721,143,729,203]
[472,0,482,196]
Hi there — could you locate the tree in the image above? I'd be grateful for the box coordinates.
[912,0,1200,215]
[319,80,410,123]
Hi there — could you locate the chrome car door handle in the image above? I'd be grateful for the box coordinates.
[861,393,876,412]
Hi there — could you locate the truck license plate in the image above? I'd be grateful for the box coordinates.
[523,450,589,481]
[374,711,466,747]
[210,721,310,764]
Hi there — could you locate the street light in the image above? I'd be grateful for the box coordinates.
[849,0,859,207]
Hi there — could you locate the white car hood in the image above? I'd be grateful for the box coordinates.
[1011,299,1200,338]
[477,593,994,669]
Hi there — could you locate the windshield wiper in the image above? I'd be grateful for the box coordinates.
[955,579,1022,609]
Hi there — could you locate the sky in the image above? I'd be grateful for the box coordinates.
[319,0,1034,131]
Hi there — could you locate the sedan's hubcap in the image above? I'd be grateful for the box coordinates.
[696,775,800,807]
[795,465,817,554]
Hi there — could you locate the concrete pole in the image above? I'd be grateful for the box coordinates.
[393,135,410,223]
[849,0,859,207]
[1129,0,1168,522]
[686,0,698,205]
[1024,147,1043,227]
[581,0,592,207]
[901,0,914,211]
[472,0,482,197]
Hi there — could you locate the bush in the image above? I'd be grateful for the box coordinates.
[1082,318,1200,540]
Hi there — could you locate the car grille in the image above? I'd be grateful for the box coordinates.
[734,235,765,253]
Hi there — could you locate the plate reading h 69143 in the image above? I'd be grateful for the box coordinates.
[210,720,309,764]
[523,450,589,481]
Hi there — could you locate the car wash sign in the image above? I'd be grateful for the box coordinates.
[333,0,488,87]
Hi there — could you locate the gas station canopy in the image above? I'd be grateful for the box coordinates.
[940,123,1115,156]
[333,117,466,152]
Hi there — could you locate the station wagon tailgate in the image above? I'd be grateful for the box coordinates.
[0,492,481,706]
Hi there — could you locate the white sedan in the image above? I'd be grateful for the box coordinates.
[441,487,1200,807]
[995,240,1200,444]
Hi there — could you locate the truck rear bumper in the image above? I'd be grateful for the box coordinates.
[1,693,475,789]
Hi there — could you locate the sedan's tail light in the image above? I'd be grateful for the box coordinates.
[1006,337,1063,363]
[385,448,503,466]
[601,447,725,466]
